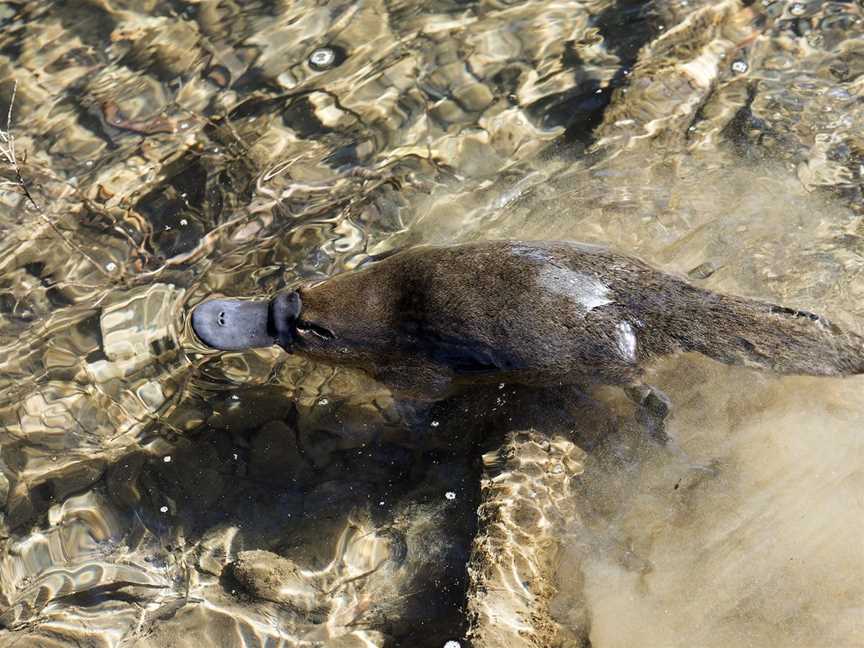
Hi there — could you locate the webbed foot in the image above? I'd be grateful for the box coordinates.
[625,384,672,444]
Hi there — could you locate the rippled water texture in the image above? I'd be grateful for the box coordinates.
[0,0,863,646]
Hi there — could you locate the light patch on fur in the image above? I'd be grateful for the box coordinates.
[616,321,637,362]
[535,266,612,314]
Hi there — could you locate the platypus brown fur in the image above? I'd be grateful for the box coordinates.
[193,240,864,403]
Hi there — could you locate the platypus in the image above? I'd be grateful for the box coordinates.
[192,240,864,411]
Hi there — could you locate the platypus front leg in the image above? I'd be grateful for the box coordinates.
[624,384,672,444]
[373,362,456,402]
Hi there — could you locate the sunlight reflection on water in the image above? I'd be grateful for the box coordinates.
[0,0,862,645]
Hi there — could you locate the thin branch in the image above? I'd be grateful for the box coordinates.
[1,80,112,279]
[0,80,36,209]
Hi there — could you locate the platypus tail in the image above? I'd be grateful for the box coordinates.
[651,284,864,377]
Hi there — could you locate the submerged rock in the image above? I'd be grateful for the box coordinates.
[467,430,588,647]
[229,549,326,614]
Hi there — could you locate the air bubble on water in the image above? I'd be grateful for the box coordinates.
[731,60,748,74]
[445,491,456,501]
[444,641,461,648]
[163,456,171,463]
[319,398,329,406]
[431,420,440,427]
[180,218,188,226]
[309,47,337,70]
[159,506,169,513]
[105,262,117,271]
[790,2,806,15]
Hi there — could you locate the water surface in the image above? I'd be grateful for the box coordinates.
[0,0,862,646]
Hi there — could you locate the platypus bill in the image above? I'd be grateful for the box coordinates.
[192,240,864,408]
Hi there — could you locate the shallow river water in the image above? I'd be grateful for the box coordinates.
[0,0,863,646]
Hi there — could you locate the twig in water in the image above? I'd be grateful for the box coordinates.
[0,81,37,208]
[1,81,112,279]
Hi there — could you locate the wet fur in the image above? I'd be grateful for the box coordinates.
[288,240,864,399]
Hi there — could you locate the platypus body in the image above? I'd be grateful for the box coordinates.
[192,240,864,400]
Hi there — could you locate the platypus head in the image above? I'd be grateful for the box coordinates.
[192,264,397,367]
[190,285,380,356]
[286,277,395,365]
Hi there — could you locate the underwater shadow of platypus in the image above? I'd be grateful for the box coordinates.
[192,240,864,436]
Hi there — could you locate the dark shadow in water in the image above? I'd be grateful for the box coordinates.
[544,0,660,149]
[113,382,487,647]
[3,373,643,647]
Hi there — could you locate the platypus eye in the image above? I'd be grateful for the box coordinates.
[296,320,335,341]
